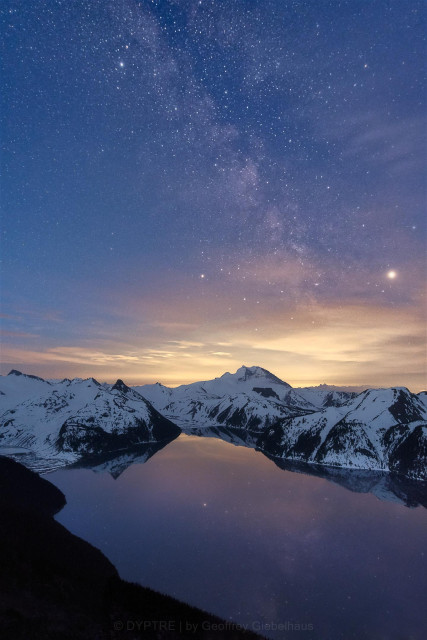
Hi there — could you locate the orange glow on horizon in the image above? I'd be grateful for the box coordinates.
[1,295,426,392]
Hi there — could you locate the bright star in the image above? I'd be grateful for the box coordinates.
[119,61,124,68]
[387,270,397,279]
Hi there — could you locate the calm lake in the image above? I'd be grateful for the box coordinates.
[48,433,427,640]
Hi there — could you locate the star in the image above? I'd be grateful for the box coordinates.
[387,270,397,279]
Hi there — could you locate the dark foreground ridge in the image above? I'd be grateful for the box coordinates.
[0,456,263,640]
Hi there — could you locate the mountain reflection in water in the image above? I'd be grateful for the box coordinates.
[49,433,427,640]
[66,427,427,509]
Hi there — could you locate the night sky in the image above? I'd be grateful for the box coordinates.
[1,1,426,388]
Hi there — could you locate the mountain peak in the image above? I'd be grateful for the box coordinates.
[7,370,46,383]
[112,379,131,393]
[235,366,291,388]
[87,377,101,386]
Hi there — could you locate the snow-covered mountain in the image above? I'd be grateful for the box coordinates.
[135,365,317,430]
[0,371,180,467]
[136,369,360,424]
[1,367,426,480]
[257,387,427,479]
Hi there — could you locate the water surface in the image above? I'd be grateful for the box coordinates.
[49,434,427,639]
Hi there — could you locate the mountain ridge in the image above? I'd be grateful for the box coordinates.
[1,367,426,480]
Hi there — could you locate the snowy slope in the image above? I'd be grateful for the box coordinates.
[0,371,180,465]
[293,385,358,409]
[257,387,427,479]
[0,370,54,409]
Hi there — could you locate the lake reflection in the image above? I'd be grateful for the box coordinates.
[49,434,427,640]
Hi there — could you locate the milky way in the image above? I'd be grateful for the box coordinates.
[1,1,426,388]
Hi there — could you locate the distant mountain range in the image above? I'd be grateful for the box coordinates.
[1,366,426,481]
